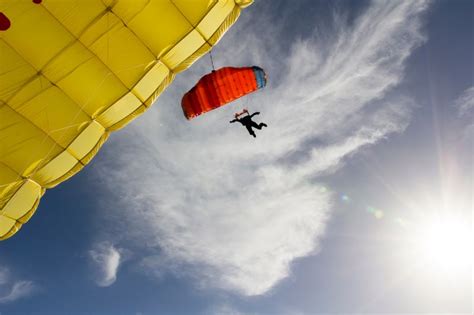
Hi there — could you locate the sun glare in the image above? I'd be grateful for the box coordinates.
[415,215,472,274]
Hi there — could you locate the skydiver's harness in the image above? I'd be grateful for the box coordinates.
[234,108,250,119]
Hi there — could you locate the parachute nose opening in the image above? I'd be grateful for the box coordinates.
[252,66,267,89]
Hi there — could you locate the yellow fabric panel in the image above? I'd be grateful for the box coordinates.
[1,2,73,70]
[172,0,216,26]
[42,41,94,84]
[144,72,176,108]
[80,130,109,165]
[56,57,127,118]
[127,0,193,57]
[17,194,41,224]
[210,5,241,46]
[68,121,105,161]
[89,22,156,89]
[79,11,121,47]
[7,75,52,109]
[161,30,207,70]
[173,42,211,73]
[235,0,254,8]
[0,181,23,210]
[44,161,83,188]
[42,0,106,37]
[14,86,92,147]
[0,179,43,240]
[0,40,37,102]
[107,104,147,132]
[0,215,19,241]
[1,180,42,220]
[197,0,235,40]
[31,150,78,186]
[96,92,142,128]
[0,106,63,176]
[133,62,170,103]
[0,0,253,240]
[111,0,149,24]
[0,164,18,187]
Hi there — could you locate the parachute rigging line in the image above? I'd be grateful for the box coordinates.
[209,51,215,71]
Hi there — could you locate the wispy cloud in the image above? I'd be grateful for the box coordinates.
[89,242,123,287]
[0,266,35,304]
[454,86,474,138]
[95,1,429,295]
[455,86,474,116]
[208,303,308,315]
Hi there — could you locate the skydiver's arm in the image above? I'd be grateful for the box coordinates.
[250,112,260,118]
[229,119,238,123]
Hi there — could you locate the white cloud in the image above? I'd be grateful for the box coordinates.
[0,266,35,304]
[208,303,308,315]
[89,242,123,287]
[454,86,474,138]
[95,1,429,295]
[455,86,474,116]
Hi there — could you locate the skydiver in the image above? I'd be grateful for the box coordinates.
[229,109,267,138]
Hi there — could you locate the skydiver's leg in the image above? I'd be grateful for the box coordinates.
[251,122,267,130]
[251,121,262,130]
[246,125,256,137]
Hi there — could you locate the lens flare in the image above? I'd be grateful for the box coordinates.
[415,215,472,273]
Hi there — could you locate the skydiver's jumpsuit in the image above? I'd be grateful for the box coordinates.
[230,112,267,138]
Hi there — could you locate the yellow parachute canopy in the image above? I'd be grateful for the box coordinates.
[0,0,252,240]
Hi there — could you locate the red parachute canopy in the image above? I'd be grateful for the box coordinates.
[181,66,267,120]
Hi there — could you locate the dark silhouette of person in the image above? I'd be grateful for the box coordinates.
[230,110,267,138]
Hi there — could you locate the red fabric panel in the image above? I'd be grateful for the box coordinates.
[182,67,259,119]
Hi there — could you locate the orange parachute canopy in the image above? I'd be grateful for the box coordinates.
[181,66,267,119]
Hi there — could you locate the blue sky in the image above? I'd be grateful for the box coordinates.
[0,0,472,314]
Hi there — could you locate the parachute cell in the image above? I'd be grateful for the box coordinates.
[181,66,267,119]
[0,0,253,240]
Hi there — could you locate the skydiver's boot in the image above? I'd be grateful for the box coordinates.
[246,126,256,138]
